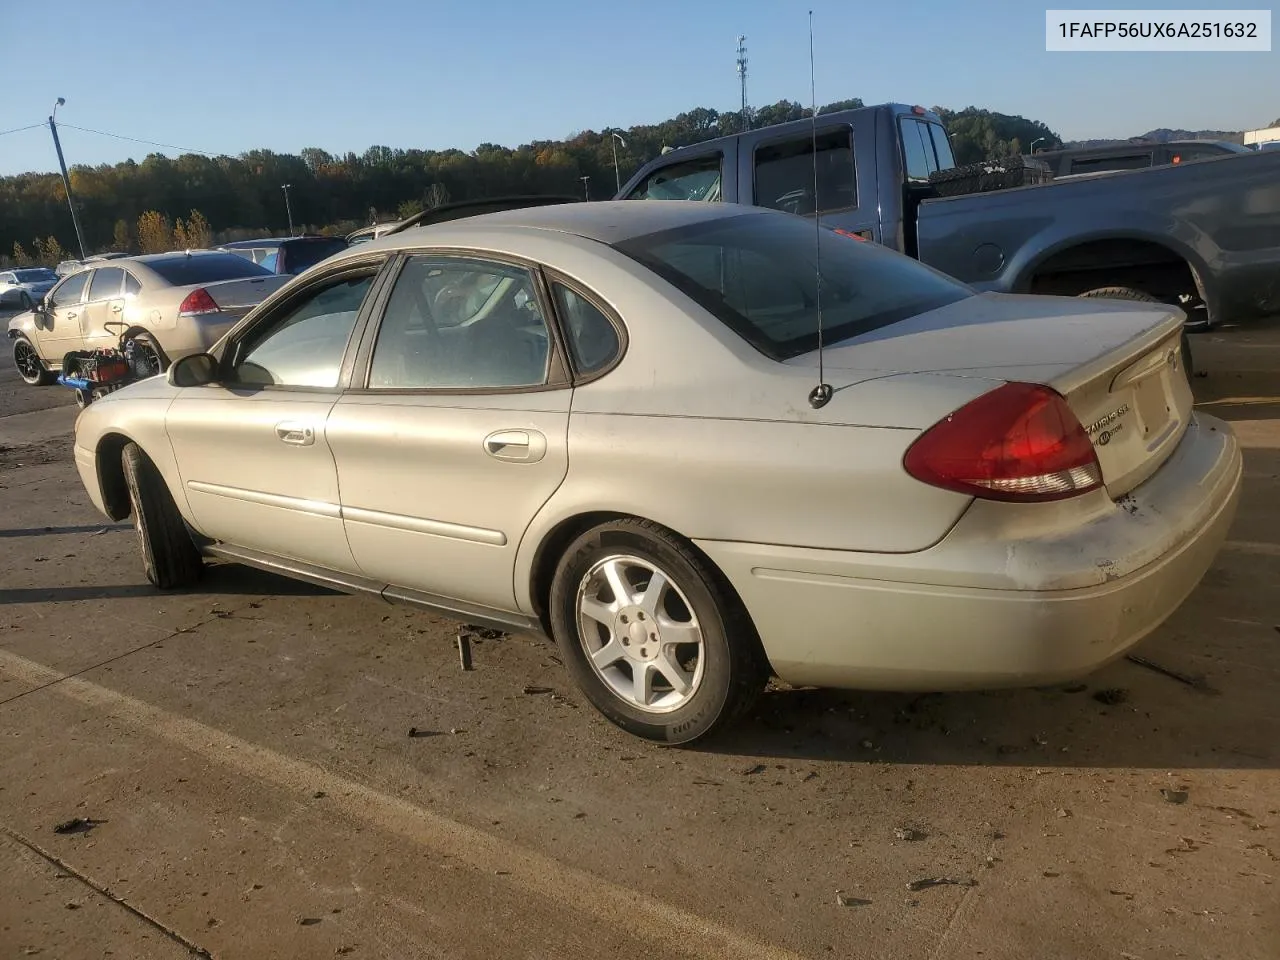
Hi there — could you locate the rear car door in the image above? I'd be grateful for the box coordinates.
[80,266,126,350]
[33,270,90,359]
[165,257,389,573]
[326,253,573,612]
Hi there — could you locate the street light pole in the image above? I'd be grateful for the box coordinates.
[579,175,590,201]
[1029,137,1046,155]
[48,98,87,260]
[281,184,295,236]
[610,132,627,194]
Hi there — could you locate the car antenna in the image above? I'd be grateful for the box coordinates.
[807,9,833,409]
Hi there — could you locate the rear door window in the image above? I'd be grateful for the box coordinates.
[88,267,124,301]
[899,118,939,181]
[752,127,856,215]
[626,155,723,201]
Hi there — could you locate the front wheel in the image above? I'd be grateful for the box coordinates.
[548,518,768,745]
[12,336,56,386]
[126,333,167,379]
[121,442,203,589]
[1077,286,1194,385]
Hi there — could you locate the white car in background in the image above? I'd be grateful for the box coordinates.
[69,202,1240,744]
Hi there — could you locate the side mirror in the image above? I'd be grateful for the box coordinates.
[168,352,219,387]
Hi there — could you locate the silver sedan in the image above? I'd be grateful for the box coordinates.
[69,202,1241,743]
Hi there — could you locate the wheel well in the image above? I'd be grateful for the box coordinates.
[95,433,133,521]
[528,511,629,634]
[1025,239,1197,303]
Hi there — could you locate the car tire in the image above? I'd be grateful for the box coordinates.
[126,333,168,378]
[1077,286,1194,384]
[548,518,769,745]
[12,335,56,386]
[121,442,203,590]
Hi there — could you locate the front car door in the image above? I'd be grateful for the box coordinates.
[325,253,575,613]
[165,257,389,573]
[80,266,126,350]
[31,269,90,360]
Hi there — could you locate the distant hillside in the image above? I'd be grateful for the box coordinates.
[1064,128,1244,149]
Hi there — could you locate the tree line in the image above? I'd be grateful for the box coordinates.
[1,99,1060,267]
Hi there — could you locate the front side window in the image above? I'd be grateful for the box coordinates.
[49,271,89,308]
[368,257,552,390]
[753,127,856,215]
[615,212,970,361]
[626,155,723,202]
[231,273,374,388]
[88,267,124,301]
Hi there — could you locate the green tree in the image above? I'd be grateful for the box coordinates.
[112,219,132,253]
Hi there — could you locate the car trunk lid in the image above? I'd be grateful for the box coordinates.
[194,275,291,318]
[788,292,1192,497]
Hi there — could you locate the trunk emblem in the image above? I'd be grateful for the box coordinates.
[1085,404,1130,437]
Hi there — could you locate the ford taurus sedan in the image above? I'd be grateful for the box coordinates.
[70,202,1241,744]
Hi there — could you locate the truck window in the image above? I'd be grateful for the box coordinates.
[927,123,956,171]
[899,118,938,181]
[1068,153,1152,175]
[752,127,857,215]
[626,155,723,202]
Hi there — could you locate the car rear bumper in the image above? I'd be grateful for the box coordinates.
[696,413,1241,691]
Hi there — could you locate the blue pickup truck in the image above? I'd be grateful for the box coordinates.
[616,103,1280,329]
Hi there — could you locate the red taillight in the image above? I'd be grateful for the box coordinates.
[178,288,220,316]
[903,382,1102,502]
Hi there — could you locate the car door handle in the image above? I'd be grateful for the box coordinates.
[484,429,547,463]
[66,311,77,319]
[275,422,315,446]
[110,304,123,313]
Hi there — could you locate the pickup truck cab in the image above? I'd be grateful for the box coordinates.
[618,103,1280,328]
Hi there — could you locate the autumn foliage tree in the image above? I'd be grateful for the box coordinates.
[174,209,212,249]
[137,210,174,253]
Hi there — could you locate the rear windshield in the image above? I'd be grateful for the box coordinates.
[147,254,272,286]
[282,239,348,274]
[614,213,970,360]
[14,268,57,282]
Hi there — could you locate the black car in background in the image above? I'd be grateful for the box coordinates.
[1034,139,1251,178]
[217,236,348,276]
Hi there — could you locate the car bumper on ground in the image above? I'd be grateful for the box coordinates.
[697,413,1242,691]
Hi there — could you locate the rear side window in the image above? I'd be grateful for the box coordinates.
[88,267,124,301]
[927,123,956,170]
[1068,153,1152,174]
[552,282,620,376]
[615,213,970,361]
[147,254,272,285]
[124,272,142,296]
[753,127,856,215]
[626,155,723,201]
[899,118,938,181]
[281,239,348,275]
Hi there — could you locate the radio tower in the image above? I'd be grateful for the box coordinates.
[736,35,749,132]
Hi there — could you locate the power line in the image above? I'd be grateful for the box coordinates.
[0,122,44,138]
[56,122,224,157]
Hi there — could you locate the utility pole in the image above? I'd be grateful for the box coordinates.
[610,132,627,194]
[282,184,295,236]
[48,98,87,260]
[736,35,749,133]
[579,175,590,201]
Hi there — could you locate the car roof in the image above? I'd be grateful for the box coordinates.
[220,236,342,248]
[351,200,771,256]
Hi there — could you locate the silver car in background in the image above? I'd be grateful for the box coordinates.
[8,251,291,385]
[0,267,59,310]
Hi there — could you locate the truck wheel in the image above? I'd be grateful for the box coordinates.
[12,336,56,386]
[121,442,203,589]
[1078,286,1194,384]
[548,518,769,745]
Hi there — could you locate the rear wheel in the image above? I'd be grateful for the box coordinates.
[12,336,55,386]
[1078,286,1194,385]
[121,442,202,589]
[548,518,769,745]
[126,333,167,378]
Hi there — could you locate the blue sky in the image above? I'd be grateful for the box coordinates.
[1,0,1275,175]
